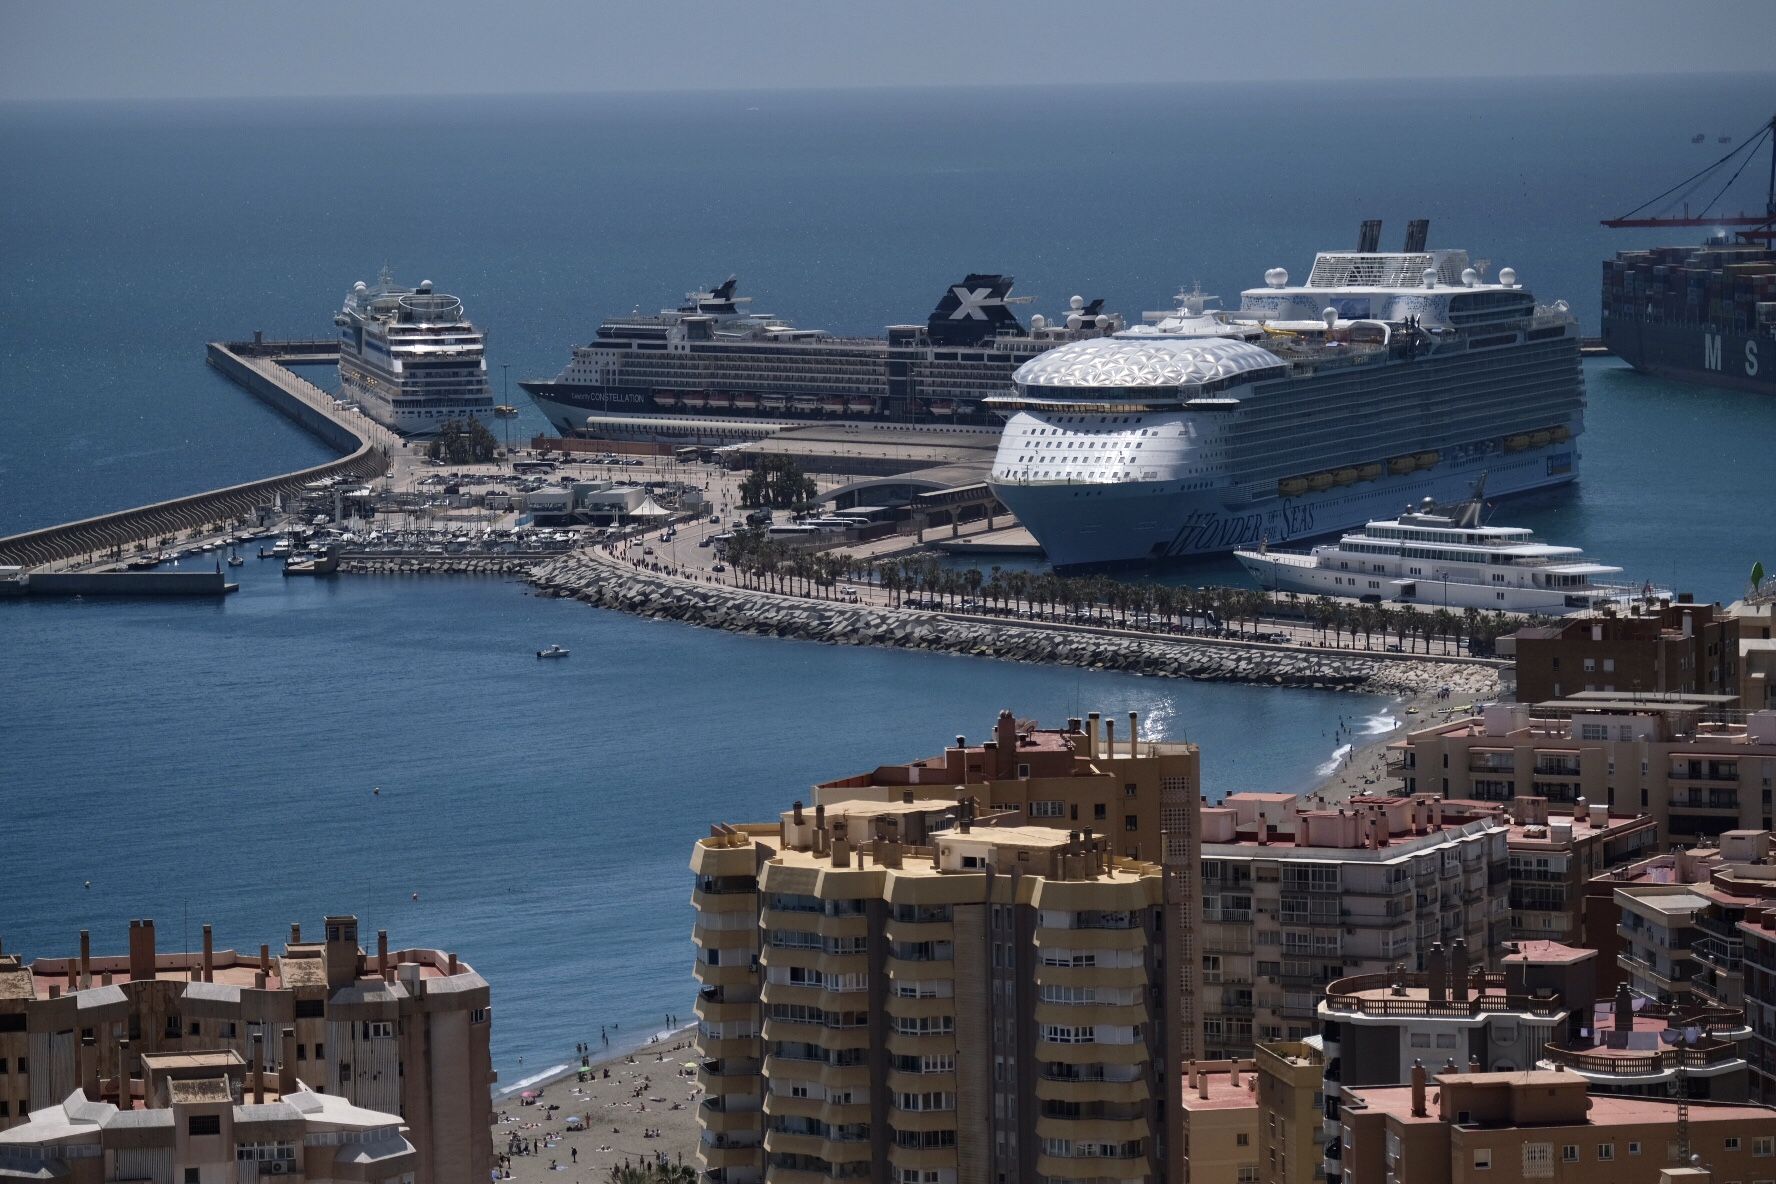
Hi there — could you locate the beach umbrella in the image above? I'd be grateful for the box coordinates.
[520,1090,539,1100]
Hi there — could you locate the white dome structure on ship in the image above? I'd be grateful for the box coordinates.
[1013,335,1285,389]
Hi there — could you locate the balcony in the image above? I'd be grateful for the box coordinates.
[1321,973,1565,1018]
[1670,763,1742,783]
[1541,1039,1744,1079]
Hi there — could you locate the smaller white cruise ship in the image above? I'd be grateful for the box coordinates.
[335,271,495,435]
[1234,484,1655,615]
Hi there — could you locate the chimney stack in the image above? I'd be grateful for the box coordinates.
[1410,1060,1427,1117]
[1229,1063,1241,1088]
[290,922,301,944]
[79,929,91,990]
[1257,811,1269,846]
[1428,942,1447,1002]
[1197,1071,1209,1100]
[80,1034,98,1100]
[378,930,390,981]
[1086,712,1100,758]
[1129,711,1139,758]
[279,1027,297,1096]
[1450,938,1470,1002]
[447,951,459,976]
[1615,982,1634,1032]
[260,943,271,974]
[1104,718,1115,759]
[202,924,214,983]
[115,1039,131,1107]
[833,836,851,867]
[252,1033,265,1104]
[128,919,156,982]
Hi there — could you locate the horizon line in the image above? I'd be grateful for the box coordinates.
[2,67,1769,107]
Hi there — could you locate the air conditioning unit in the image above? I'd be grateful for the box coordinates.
[268,1162,290,1175]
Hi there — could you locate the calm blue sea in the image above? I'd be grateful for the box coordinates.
[0,563,1380,1080]
[4,75,1775,1081]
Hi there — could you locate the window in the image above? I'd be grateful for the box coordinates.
[1093,803,1107,820]
[1523,1142,1554,1178]
[0,1102,7,1118]
[1125,815,1138,833]
[1628,1142,1641,1155]
[1563,1145,1579,1163]
[184,1171,199,1184]
[471,1008,489,1024]
[314,1043,324,1059]
[1728,1138,1742,1151]
[1124,783,1137,798]
[1236,1133,1250,1147]
[1031,801,1064,819]
[296,1044,307,1061]
[188,1114,221,1136]
[1017,764,1031,779]
[1757,1136,1775,1156]
[1474,1148,1492,1170]
[363,1021,394,1039]
[1597,1144,1613,1161]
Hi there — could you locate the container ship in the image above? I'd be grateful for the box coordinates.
[1600,114,1776,395]
[519,276,1125,444]
[985,219,1587,568]
[335,271,496,435]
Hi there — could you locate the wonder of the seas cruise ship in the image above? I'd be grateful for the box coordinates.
[335,272,496,435]
[519,275,1125,443]
[1234,484,1654,615]
[985,220,1586,568]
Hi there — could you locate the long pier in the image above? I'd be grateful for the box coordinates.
[0,342,390,571]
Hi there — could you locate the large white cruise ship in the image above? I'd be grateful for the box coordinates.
[1234,484,1654,615]
[518,275,1124,444]
[986,220,1586,568]
[335,272,496,435]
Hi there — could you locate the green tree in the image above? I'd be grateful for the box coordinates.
[425,418,498,464]
[738,456,818,510]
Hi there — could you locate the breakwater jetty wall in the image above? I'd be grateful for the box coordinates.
[530,551,1501,699]
[1,570,236,598]
[0,343,389,571]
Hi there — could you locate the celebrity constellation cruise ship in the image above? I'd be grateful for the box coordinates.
[986,220,1586,568]
[335,272,496,435]
[1234,483,1653,615]
[520,275,1125,442]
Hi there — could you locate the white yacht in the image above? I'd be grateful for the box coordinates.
[335,271,495,435]
[1234,483,1655,615]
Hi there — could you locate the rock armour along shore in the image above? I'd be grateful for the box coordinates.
[528,552,1501,700]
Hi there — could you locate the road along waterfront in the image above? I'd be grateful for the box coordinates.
[531,544,1502,700]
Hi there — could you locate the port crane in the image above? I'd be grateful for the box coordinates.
[1603,112,1776,242]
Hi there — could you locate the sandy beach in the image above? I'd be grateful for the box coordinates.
[1300,668,1500,807]
[492,1027,703,1182]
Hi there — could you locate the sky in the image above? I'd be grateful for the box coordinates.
[2,0,1772,102]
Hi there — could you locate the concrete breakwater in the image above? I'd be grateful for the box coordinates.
[530,552,1501,699]
[0,344,387,571]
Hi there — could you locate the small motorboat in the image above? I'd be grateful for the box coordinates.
[536,644,570,660]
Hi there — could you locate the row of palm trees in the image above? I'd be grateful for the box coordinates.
[714,530,1525,655]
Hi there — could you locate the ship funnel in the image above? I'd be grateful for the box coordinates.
[1403,218,1430,253]
[1357,219,1383,253]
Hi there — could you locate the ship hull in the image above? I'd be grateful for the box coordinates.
[521,382,1002,444]
[991,444,1577,569]
[1234,551,1612,615]
[1602,318,1775,395]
